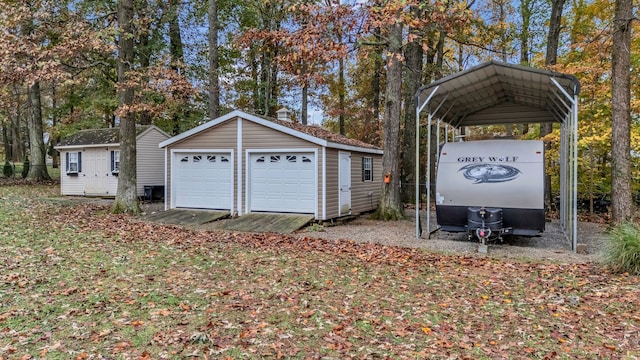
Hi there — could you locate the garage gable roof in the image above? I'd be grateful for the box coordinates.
[55,125,168,149]
[159,110,383,154]
[416,60,580,127]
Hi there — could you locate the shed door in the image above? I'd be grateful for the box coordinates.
[84,149,110,195]
[249,153,315,213]
[173,153,232,210]
[339,152,351,216]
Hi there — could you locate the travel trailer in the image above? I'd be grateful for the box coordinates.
[435,140,545,242]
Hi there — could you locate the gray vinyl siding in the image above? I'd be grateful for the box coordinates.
[324,149,340,219]
[350,153,382,215]
[240,120,323,217]
[165,118,238,209]
[136,128,169,196]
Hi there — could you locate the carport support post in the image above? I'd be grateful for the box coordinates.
[415,86,438,238]
[416,106,421,238]
[426,109,434,238]
[551,77,579,252]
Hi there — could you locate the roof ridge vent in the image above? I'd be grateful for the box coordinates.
[276,107,294,122]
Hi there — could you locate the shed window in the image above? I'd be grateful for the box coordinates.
[111,150,120,173]
[362,157,373,182]
[65,152,82,174]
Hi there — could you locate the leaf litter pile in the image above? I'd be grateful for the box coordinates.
[1,185,639,359]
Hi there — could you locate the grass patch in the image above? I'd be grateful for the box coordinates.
[603,221,640,275]
[0,184,639,359]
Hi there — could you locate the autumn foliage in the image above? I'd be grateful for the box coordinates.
[1,185,639,358]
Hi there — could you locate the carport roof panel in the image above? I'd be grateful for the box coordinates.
[416,60,580,126]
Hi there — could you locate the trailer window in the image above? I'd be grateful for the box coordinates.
[362,157,373,182]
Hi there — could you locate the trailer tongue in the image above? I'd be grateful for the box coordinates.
[435,140,545,243]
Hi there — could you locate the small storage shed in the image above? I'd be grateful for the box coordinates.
[55,125,169,197]
[158,110,383,220]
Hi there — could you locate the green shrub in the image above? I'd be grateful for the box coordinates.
[21,156,29,178]
[3,162,13,177]
[603,222,640,275]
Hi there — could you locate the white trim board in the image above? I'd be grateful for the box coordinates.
[158,110,383,155]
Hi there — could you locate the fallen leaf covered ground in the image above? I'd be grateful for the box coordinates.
[1,184,639,359]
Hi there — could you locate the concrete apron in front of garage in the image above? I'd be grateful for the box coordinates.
[214,213,315,234]
[144,209,230,225]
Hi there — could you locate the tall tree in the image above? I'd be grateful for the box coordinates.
[542,0,565,211]
[26,81,50,180]
[238,0,353,122]
[400,3,423,203]
[136,0,153,126]
[113,0,140,215]
[21,4,50,181]
[376,18,404,220]
[610,0,633,222]
[209,0,220,119]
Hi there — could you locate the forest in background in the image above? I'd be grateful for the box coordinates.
[0,0,638,219]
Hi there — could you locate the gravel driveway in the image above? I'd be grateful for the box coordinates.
[141,202,608,264]
[295,209,609,264]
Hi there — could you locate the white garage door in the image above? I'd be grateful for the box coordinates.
[173,153,232,209]
[250,153,315,213]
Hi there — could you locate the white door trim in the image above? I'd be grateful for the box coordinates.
[170,148,234,212]
[237,118,243,216]
[245,148,318,218]
[322,147,327,221]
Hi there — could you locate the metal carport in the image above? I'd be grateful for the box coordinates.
[414,60,581,251]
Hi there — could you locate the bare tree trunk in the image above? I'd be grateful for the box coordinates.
[519,0,531,64]
[10,85,23,162]
[301,82,308,125]
[137,2,152,126]
[51,82,59,168]
[167,0,185,135]
[374,21,404,220]
[519,0,533,136]
[542,0,565,212]
[2,124,9,162]
[300,62,308,125]
[611,0,633,223]
[20,10,49,180]
[401,11,423,203]
[338,55,345,134]
[26,81,50,181]
[113,0,140,215]
[368,28,383,145]
[10,116,22,162]
[208,0,220,120]
[429,31,446,196]
[268,48,279,117]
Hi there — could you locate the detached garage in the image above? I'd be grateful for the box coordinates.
[159,110,383,221]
